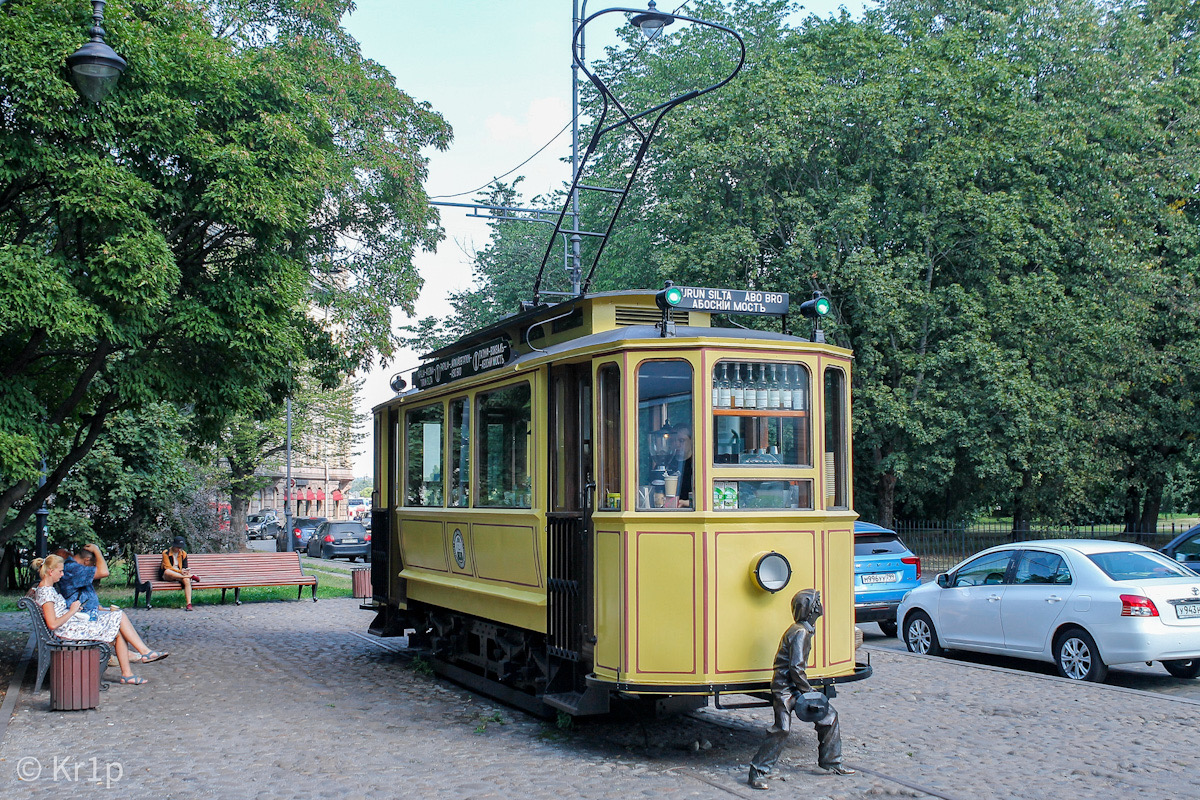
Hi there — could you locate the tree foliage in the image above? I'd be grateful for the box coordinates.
[452,0,1200,527]
[0,0,451,545]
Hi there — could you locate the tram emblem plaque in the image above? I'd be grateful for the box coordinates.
[415,336,512,390]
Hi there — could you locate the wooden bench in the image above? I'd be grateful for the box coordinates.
[133,552,318,608]
[18,595,113,693]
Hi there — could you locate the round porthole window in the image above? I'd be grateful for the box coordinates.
[753,552,792,593]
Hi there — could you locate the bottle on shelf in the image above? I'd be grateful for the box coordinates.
[731,363,745,408]
[744,363,757,409]
[755,363,768,409]
[791,365,808,410]
[717,363,731,408]
[769,363,781,409]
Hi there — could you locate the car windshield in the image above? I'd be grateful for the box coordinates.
[1087,550,1196,581]
[328,523,364,535]
[248,514,264,522]
[854,534,908,556]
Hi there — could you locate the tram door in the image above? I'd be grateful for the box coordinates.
[546,363,596,704]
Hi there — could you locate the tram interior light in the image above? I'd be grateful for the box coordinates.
[753,551,792,593]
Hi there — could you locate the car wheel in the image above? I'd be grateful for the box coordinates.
[349,556,357,563]
[903,611,943,656]
[878,620,898,638]
[1163,659,1200,679]
[1054,627,1108,682]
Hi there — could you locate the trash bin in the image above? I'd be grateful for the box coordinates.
[50,645,101,711]
[352,566,371,599]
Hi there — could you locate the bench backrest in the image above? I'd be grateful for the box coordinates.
[18,595,55,642]
[134,551,307,583]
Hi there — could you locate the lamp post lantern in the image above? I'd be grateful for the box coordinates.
[66,0,127,103]
[630,0,673,39]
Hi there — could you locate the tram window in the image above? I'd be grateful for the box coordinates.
[597,363,622,511]
[405,404,444,507]
[449,397,470,507]
[477,382,531,508]
[636,360,693,511]
[824,367,848,509]
[712,361,811,467]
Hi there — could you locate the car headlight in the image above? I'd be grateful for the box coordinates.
[753,552,792,593]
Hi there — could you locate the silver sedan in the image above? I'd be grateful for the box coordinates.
[897,539,1200,682]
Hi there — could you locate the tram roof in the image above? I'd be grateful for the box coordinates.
[375,290,848,409]
[419,289,656,362]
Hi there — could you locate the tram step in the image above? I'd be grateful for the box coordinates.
[543,687,610,716]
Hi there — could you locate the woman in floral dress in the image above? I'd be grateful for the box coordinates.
[33,554,167,685]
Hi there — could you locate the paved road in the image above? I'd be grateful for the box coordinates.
[3,600,1199,799]
[862,622,1200,701]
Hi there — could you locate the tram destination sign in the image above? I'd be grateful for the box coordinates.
[415,336,512,390]
[671,286,789,315]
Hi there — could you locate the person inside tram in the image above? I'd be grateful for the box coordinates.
[669,426,694,508]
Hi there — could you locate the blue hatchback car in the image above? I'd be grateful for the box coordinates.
[854,521,922,637]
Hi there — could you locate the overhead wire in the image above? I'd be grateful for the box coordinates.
[428,0,694,202]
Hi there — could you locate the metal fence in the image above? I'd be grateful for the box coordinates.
[893,520,1194,575]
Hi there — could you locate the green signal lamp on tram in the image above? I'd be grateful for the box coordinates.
[656,281,683,311]
[799,291,831,319]
[799,290,830,343]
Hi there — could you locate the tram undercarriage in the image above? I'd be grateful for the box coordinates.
[371,602,613,718]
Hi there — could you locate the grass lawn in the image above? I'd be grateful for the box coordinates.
[0,558,351,612]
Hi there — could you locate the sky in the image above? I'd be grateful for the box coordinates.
[341,1,863,476]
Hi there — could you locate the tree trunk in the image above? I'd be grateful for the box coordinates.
[0,544,20,591]
[1011,471,1033,541]
[876,470,897,528]
[1137,471,1165,543]
[229,492,251,553]
[1122,482,1143,532]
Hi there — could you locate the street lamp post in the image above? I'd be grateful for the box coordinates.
[65,0,127,103]
[284,396,294,552]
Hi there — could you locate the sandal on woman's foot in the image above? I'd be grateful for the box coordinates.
[185,603,193,611]
[140,650,169,663]
[118,675,147,685]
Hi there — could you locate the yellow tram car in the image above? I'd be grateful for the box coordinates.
[367,287,868,716]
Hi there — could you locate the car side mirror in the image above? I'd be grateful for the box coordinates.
[936,573,950,588]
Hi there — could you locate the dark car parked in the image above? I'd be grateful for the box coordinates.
[276,517,326,553]
[1161,524,1200,567]
[854,521,922,637]
[306,521,370,562]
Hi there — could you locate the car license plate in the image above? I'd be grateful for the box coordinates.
[862,573,897,585]
[341,539,358,544]
[1175,603,1200,619]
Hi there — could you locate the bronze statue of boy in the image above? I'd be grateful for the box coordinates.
[748,588,854,789]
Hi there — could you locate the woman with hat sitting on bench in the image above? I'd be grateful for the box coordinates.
[161,536,202,610]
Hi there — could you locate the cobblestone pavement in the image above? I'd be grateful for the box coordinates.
[2,599,1198,799]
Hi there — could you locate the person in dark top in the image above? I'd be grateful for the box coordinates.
[748,589,853,789]
[669,426,694,508]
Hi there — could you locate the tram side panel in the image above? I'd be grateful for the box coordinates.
[591,521,856,691]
